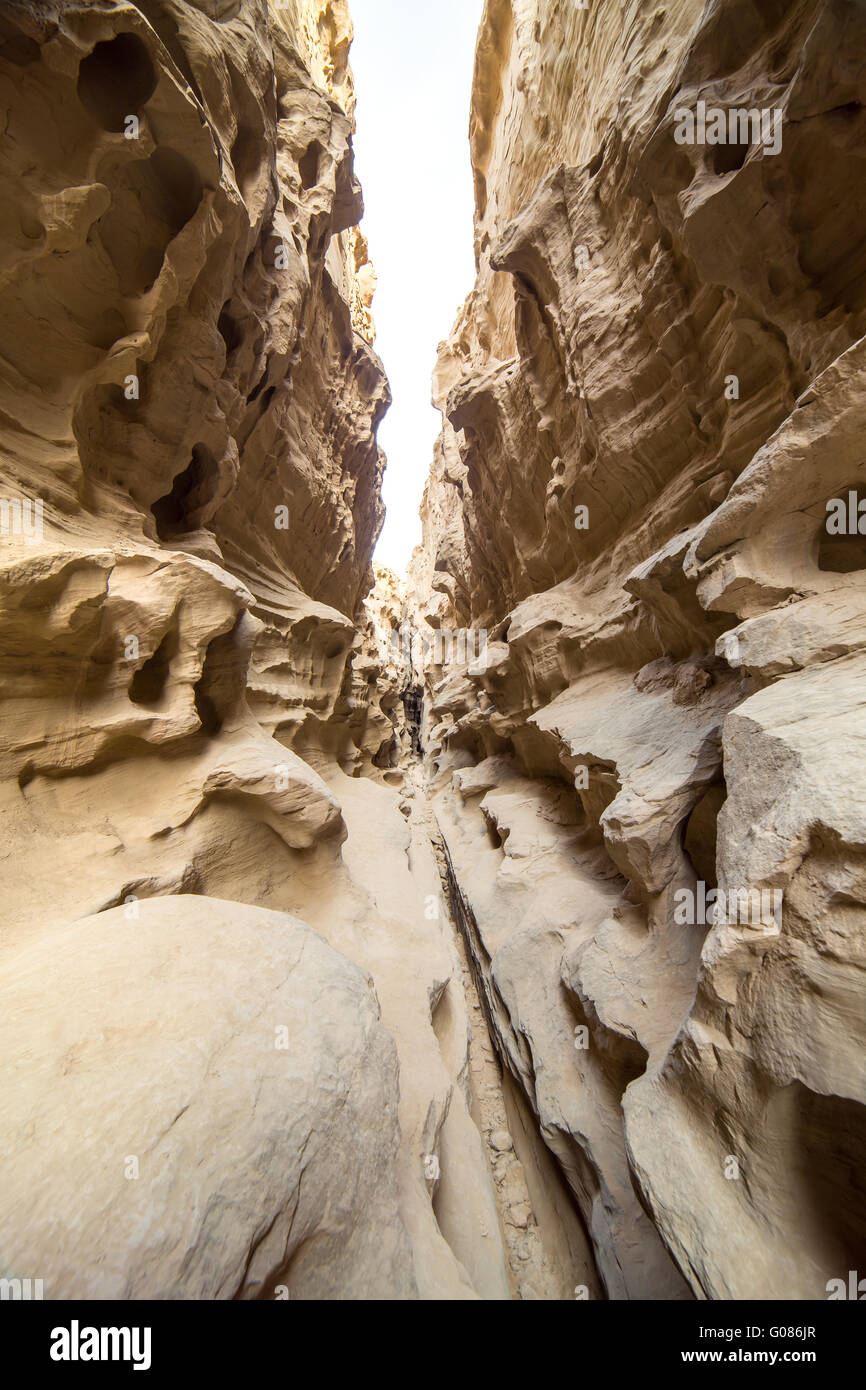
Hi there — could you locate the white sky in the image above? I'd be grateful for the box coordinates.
[349,0,484,575]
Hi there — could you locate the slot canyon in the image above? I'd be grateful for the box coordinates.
[0,0,864,1307]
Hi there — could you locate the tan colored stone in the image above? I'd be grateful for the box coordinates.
[411,0,866,1301]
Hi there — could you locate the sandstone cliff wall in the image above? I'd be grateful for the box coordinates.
[0,0,522,1301]
[2,0,864,1304]
[411,0,866,1299]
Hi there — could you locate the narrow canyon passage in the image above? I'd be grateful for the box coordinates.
[0,0,864,1313]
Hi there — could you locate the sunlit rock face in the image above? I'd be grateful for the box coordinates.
[410,0,866,1299]
[0,0,387,931]
[0,1,518,1302]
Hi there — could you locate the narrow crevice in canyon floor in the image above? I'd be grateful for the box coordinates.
[420,772,603,1300]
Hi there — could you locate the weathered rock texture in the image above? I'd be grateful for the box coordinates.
[3,0,865,1304]
[0,0,523,1302]
[410,0,866,1300]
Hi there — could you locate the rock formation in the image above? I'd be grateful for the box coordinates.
[0,0,515,1302]
[410,0,866,1301]
[0,0,864,1303]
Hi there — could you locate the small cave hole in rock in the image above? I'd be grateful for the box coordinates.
[94,146,202,297]
[711,139,749,176]
[193,618,245,739]
[194,638,227,738]
[151,444,220,540]
[129,628,177,706]
[145,146,203,232]
[299,140,324,191]
[218,304,242,356]
[372,737,398,771]
[684,782,726,889]
[308,217,329,262]
[77,32,157,133]
[19,211,43,242]
[17,762,36,792]
[486,819,503,851]
[246,370,271,405]
[819,489,866,573]
[231,125,260,194]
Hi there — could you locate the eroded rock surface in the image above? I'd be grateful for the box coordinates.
[410,0,866,1300]
[2,0,864,1304]
[0,0,516,1302]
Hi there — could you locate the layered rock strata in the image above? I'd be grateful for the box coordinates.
[0,0,529,1301]
[2,0,865,1305]
[410,0,866,1300]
